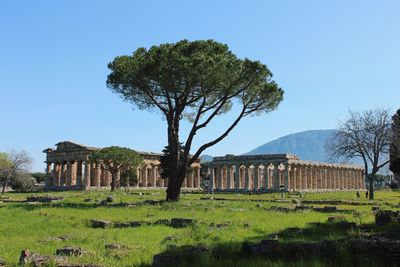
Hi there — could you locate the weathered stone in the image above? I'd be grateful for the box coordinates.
[19,249,62,266]
[99,200,108,206]
[106,196,115,203]
[153,245,209,267]
[26,196,63,203]
[129,221,142,227]
[0,258,5,266]
[114,222,131,228]
[90,219,112,228]
[170,218,196,228]
[291,199,301,205]
[294,205,312,211]
[84,198,91,202]
[105,243,121,250]
[266,233,278,240]
[216,223,229,229]
[56,247,84,257]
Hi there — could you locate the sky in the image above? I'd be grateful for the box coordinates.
[0,0,399,172]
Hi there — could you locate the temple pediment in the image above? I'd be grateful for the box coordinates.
[55,141,96,151]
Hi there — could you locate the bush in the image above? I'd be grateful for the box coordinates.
[389,181,398,190]
[11,174,36,192]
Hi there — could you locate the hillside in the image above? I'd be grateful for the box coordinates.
[245,129,336,162]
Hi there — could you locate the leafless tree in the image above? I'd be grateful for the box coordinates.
[1,150,32,194]
[327,108,392,200]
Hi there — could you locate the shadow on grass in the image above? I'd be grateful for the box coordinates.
[137,220,398,267]
[11,199,167,211]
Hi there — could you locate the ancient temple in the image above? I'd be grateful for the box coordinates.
[43,141,201,190]
[202,154,365,192]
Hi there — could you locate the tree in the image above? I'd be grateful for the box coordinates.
[390,109,400,176]
[31,172,47,183]
[0,153,13,192]
[89,146,143,191]
[1,150,32,194]
[107,40,283,201]
[120,167,138,191]
[327,109,391,200]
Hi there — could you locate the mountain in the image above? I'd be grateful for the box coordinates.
[245,129,336,162]
[200,154,213,163]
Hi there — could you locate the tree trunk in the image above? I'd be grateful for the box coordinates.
[110,173,116,191]
[1,182,6,195]
[368,176,374,200]
[1,172,12,194]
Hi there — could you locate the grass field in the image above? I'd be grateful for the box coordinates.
[0,190,399,266]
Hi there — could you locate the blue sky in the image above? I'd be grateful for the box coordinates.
[0,0,399,172]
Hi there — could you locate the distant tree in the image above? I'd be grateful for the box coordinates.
[89,146,143,191]
[1,150,32,194]
[107,39,283,201]
[31,172,47,183]
[390,109,400,175]
[120,167,138,191]
[327,109,391,200]
[0,153,13,192]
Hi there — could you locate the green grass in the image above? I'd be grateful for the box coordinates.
[0,190,399,266]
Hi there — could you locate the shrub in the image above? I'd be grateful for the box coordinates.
[389,181,398,190]
[11,174,36,192]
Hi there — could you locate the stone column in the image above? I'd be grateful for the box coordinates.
[209,166,215,190]
[76,161,83,186]
[46,162,52,187]
[226,166,231,190]
[269,165,275,189]
[254,165,259,190]
[70,161,77,186]
[244,166,250,190]
[194,167,200,188]
[291,166,297,190]
[232,166,238,189]
[284,164,290,191]
[65,162,72,186]
[297,166,302,190]
[136,167,141,187]
[53,163,61,186]
[273,164,280,190]
[152,166,157,187]
[291,166,296,191]
[303,166,308,190]
[309,167,314,190]
[84,162,91,189]
[263,166,269,189]
[95,164,101,188]
[143,165,148,187]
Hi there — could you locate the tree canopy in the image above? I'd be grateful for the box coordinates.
[107,40,283,200]
[1,150,32,194]
[90,146,143,191]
